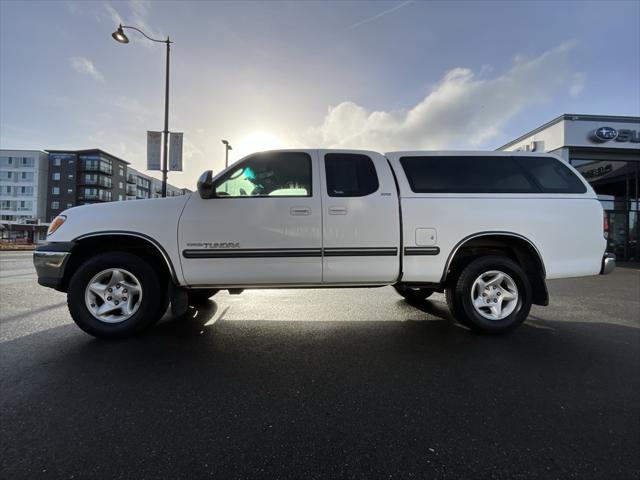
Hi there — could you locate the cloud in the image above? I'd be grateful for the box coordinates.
[69,57,105,81]
[99,2,123,26]
[64,1,81,14]
[303,42,580,151]
[346,0,413,30]
[97,1,163,47]
[570,73,585,97]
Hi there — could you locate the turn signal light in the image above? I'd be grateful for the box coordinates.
[47,215,66,236]
[603,211,609,240]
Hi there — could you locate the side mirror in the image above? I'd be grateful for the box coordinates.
[197,170,215,199]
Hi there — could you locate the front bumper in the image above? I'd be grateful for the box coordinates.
[600,252,616,275]
[33,242,74,290]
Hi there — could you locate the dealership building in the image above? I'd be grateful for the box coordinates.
[498,114,640,261]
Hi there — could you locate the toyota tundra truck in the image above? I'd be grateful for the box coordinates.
[34,150,615,338]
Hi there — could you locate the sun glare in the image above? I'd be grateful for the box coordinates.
[233,131,285,161]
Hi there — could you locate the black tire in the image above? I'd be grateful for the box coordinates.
[67,251,169,338]
[187,289,219,305]
[394,284,436,302]
[445,255,532,333]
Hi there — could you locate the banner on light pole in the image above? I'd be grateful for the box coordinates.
[169,132,183,171]
[147,131,162,171]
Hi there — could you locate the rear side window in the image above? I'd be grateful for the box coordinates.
[325,153,379,197]
[400,156,538,193]
[515,156,587,193]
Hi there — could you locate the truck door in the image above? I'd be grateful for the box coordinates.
[178,150,322,286]
[319,150,401,283]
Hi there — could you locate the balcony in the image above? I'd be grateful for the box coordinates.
[79,160,112,175]
[126,174,137,184]
[77,190,112,202]
[126,185,137,196]
[79,175,112,188]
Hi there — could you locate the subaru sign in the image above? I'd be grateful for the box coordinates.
[590,126,618,142]
[590,126,639,144]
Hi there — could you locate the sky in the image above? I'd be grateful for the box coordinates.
[1,0,639,189]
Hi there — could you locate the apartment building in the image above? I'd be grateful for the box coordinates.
[45,149,188,222]
[1,147,189,243]
[0,150,50,242]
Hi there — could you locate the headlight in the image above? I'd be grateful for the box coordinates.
[47,215,67,236]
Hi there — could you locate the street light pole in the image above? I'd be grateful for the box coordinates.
[222,140,232,169]
[161,39,170,197]
[112,24,173,197]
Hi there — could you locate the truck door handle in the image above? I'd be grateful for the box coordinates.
[290,206,311,216]
[328,206,347,215]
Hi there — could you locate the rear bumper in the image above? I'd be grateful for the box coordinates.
[600,252,616,275]
[33,242,74,290]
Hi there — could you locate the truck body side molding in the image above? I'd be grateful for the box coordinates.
[182,247,399,259]
[403,247,440,255]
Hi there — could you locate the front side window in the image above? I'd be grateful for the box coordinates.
[324,153,379,197]
[215,152,312,198]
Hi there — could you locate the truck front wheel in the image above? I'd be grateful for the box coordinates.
[446,256,532,333]
[67,251,169,338]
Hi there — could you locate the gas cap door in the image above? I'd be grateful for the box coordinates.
[415,228,437,246]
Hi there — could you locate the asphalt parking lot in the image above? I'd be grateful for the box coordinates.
[1,250,639,479]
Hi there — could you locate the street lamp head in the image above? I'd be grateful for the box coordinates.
[222,139,229,146]
[112,25,129,44]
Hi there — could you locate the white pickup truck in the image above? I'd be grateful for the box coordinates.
[35,150,614,338]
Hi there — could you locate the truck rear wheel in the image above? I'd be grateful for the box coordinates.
[446,255,532,333]
[67,251,169,338]
[394,284,435,302]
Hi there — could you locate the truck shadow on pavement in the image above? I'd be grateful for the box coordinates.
[1,299,639,479]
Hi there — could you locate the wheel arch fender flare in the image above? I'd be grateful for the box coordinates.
[441,231,548,306]
[72,231,179,284]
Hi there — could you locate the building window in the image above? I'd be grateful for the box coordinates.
[68,174,74,180]
[21,172,34,181]
[118,195,123,201]
[52,187,60,195]
[51,201,59,209]
[67,203,73,208]
[119,182,124,189]
[119,166,125,176]
[53,158,61,167]
[52,173,60,181]
[67,189,73,194]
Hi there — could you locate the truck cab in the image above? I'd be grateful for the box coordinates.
[180,149,400,286]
